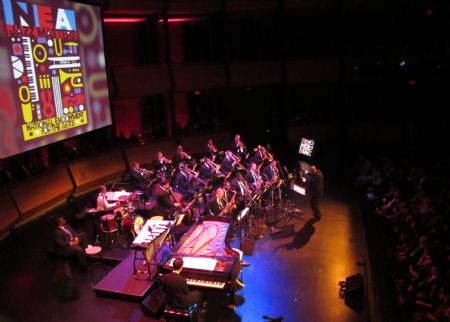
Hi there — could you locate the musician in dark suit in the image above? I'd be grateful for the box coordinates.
[207,188,235,217]
[172,145,192,167]
[175,165,198,200]
[127,162,147,192]
[198,157,216,181]
[53,216,87,269]
[305,165,324,220]
[245,163,261,191]
[231,172,251,210]
[153,151,171,178]
[251,145,266,166]
[202,139,217,161]
[229,134,247,159]
[161,258,204,310]
[154,179,181,219]
[221,150,235,177]
[262,160,278,184]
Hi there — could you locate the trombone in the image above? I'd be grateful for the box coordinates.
[230,153,245,169]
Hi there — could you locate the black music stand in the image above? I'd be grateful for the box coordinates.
[268,182,284,235]
[285,182,306,222]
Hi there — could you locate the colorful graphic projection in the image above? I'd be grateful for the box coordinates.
[4,0,87,140]
[0,0,112,158]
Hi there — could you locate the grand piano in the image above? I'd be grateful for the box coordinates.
[161,216,241,298]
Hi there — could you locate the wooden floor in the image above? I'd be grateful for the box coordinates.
[0,168,370,322]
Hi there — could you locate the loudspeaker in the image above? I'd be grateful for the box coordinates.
[141,287,166,318]
[240,239,255,255]
[344,273,364,299]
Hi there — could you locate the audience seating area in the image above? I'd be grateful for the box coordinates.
[354,154,449,322]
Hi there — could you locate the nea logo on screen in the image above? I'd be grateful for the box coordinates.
[2,0,87,141]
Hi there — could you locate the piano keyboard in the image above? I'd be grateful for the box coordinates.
[23,37,39,102]
[186,278,225,289]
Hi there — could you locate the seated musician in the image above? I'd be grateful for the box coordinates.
[161,258,205,310]
[245,163,262,191]
[207,188,234,217]
[127,161,147,192]
[221,150,236,177]
[172,145,192,167]
[198,156,216,182]
[154,179,181,219]
[153,151,171,178]
[230,134,247,159]
[262,160,279,185]
[231,173,251,210]
[96,185,118,211]
[202,139,217,161]
[175,164,199,200]
[53,216,87,270]
[252,145,267,166]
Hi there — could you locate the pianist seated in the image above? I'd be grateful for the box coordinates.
[161,258,206,311]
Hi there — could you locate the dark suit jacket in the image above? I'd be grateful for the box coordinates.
[307,170,324,198]
[161,272,194,309]
[198,163,214,180]
[54,225,78,255]
[252,151,265,165]
[154,186,176,218]
[231,178,251,196]
[221,157,234,175]
[207,197,225,216]
[262,166,276,183]
[127,168,145,191]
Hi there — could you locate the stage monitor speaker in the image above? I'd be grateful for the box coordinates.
[344,273,364,299]
[141,287,166,318]
[240,238,255,255]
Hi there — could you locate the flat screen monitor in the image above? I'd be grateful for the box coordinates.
[298,138,315,157]
[0,0,112,159]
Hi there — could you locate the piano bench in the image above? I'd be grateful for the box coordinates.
[163,304,198,322]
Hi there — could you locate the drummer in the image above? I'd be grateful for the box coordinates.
[96,185,119,211]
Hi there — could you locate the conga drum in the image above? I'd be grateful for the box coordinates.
[100,214,117,233]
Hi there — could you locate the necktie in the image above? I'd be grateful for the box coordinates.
[238,181,245,194]
[252,172,257,182]
[218,199,223,209]
[62,226,73,240]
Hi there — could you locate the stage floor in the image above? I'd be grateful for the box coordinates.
[0,178,369,322]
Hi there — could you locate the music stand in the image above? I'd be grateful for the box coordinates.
[270,182,305,235]
[286,182,306,222]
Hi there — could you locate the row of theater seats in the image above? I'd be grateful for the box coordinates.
[0,131,230,239]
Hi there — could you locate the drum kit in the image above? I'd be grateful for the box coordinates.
[85,192,147,248]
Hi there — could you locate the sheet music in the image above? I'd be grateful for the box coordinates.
[105,191,131,201]
[168,256,217,271]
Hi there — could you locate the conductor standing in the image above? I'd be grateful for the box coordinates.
[306,165,324,220]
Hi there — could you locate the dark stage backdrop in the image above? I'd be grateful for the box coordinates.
[0,0,111,159]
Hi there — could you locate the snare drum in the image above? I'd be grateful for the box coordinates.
[101,214,117,233]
